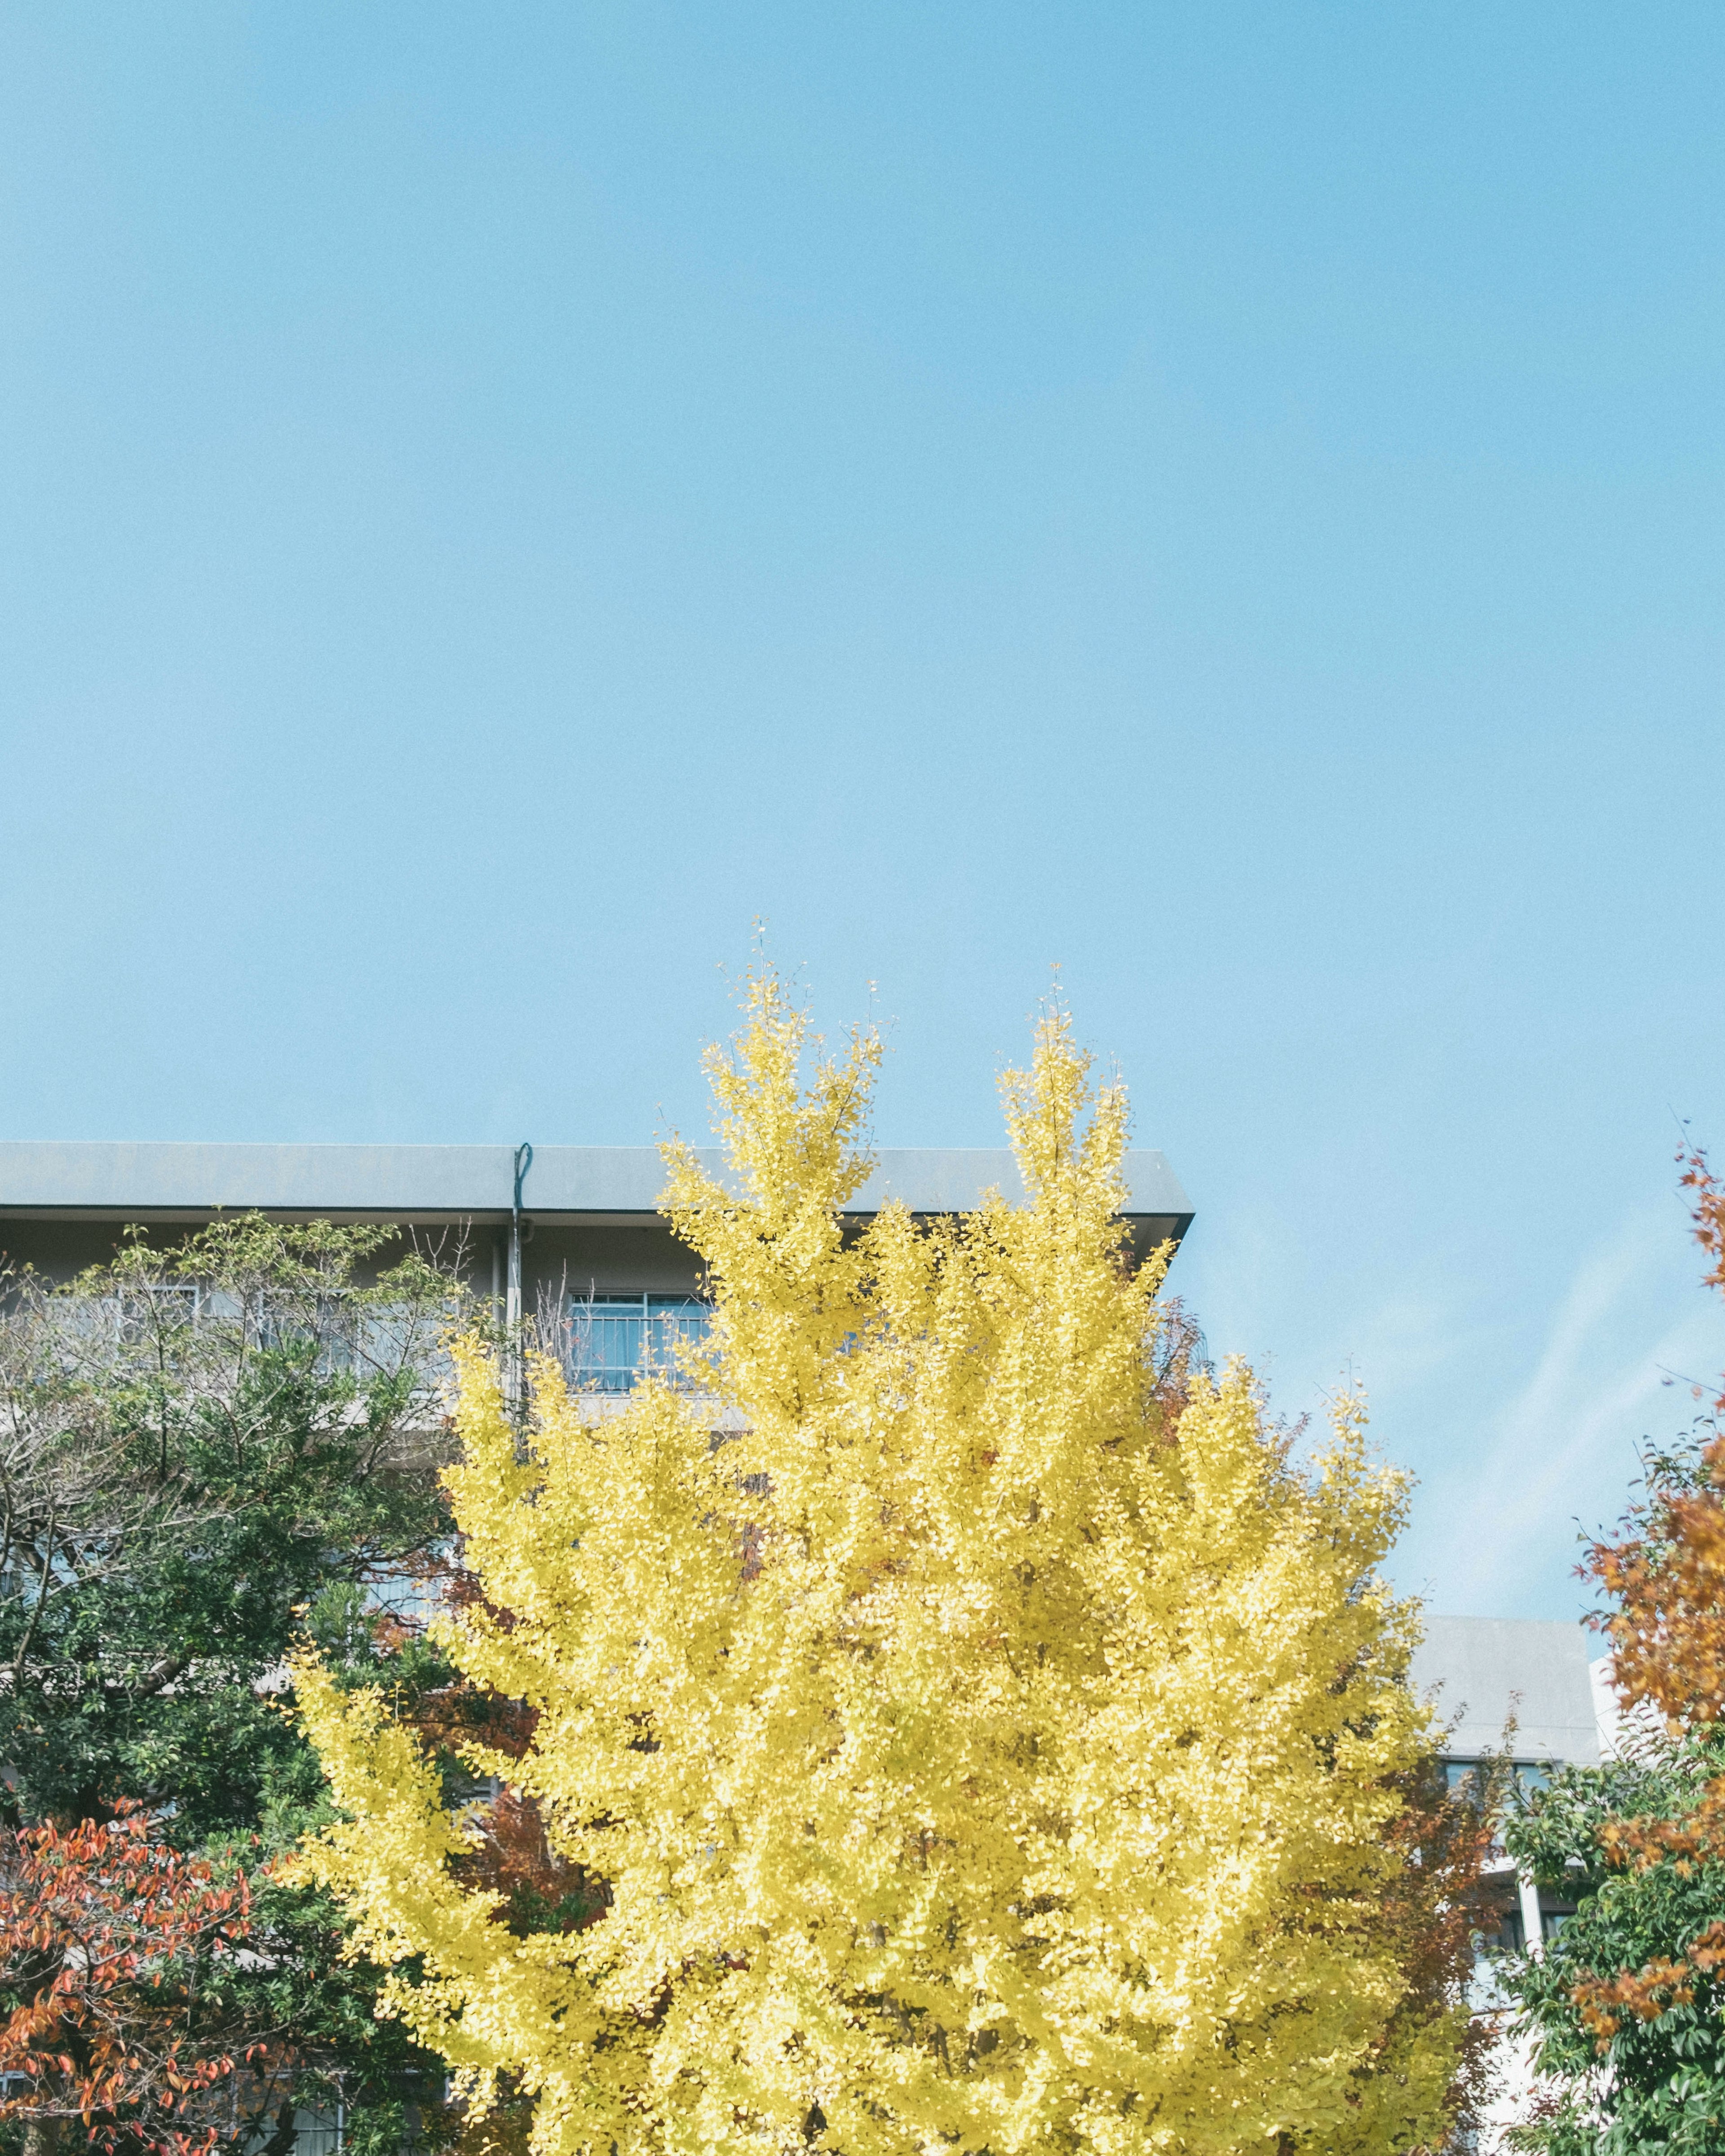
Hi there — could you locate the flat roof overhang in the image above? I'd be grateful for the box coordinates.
[1410,1616,1601,1765]
[0,1140,1193,1248]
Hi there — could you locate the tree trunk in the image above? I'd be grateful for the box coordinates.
[22,2118,60,2156]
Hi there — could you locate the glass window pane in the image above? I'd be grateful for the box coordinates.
[562,1296,712,1392]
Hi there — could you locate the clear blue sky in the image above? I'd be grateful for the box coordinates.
[3,4,1722,1620]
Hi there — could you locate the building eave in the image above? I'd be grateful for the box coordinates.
[0,1140,1193,1242]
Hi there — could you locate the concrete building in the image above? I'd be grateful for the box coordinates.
[1411,1615,1604,1951]
[1,1138,1605,1755]
[1412,1614,1614,2151]
[0,1137,1195,1382]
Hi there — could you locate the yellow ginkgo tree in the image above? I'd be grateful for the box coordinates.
[293,972,1473,2156]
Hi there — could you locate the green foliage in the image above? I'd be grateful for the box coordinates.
[0,1215,454,1829]
[1503,1741,1725,2156]
[0,1215,465,2154]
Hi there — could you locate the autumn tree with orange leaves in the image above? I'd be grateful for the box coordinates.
[1501,1147,1725,2156]
[0,1802,267,2156]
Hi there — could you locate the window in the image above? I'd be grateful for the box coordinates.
[1443,1758,1556,1802]
[1464,1877,1526,2011]
[1481,1893,1525,1957]
[561,1296,712,1394]
[110,1280,203,1342]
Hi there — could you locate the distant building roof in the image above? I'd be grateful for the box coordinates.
[1410,1615,1600,1765]
[0,1140,1193,1240]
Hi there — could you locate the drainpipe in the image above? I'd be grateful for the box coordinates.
[508,1142,533,1417]
[1517,1867,1544,1957]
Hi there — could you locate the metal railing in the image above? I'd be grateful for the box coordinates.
[548,1294,713,1394]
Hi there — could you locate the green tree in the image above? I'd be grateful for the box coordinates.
[1504,1740,1725,2156]
[0,1216,465,2156]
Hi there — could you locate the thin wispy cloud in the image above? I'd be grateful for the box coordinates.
[1428,1208,1725,1611]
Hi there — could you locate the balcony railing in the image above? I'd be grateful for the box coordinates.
[551,1294,713,1394]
